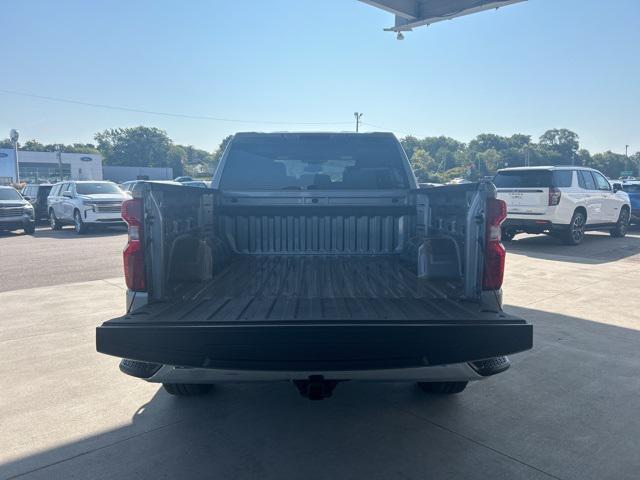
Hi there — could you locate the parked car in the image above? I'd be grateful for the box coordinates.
[21,184,53,221]
[494,166,631,245]
[621,181,640,223]
[121,180,182,196]
[181,180,209,188]
[173,176,194,183]
[0,186,35,234]
[47,181,128,234]
[96,132,532,399]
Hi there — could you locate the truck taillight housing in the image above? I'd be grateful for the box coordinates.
[548,187,561,206]
[122,198,146,291]
[483,198,507,291]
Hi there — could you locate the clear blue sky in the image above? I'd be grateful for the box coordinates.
[1,0,638,154]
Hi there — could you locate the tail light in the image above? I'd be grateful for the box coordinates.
[483,198,507,291]
[548,187,561,206]
[122,198,146,291]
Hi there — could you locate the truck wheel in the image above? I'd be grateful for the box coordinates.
[610,208,630,238]
[562,211,586,245]
[163,383,213,396]
[23,222,36,235]
[417,381,468,394]
[73,210,89,235]
[49,210,62,231]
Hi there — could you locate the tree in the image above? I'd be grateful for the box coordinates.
[212,135,233,164]
[95,126,184,175]
[539,129,579,165]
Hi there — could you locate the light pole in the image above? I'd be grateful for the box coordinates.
[9,129,19,184]
[625,144,630,174]
[354,112,363,133]
[55,145,63,182]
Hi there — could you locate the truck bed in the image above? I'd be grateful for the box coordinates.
[97,255,531,371]
[121,255,497,324]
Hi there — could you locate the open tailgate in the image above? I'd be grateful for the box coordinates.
[96,299,532,371]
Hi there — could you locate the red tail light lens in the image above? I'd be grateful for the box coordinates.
[122,199,146,291]
[483,198,507,291]
[548,187,561,206]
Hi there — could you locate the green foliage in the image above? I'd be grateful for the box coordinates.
[6,127,637,182]
[95,126,186,176]
[404,128,637,181]
[0,138,98,153]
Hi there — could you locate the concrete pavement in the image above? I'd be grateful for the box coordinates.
[0,226,126,293]
[1,231,639,479]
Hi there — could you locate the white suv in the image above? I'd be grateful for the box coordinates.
[47,181,127,234]
[494,166,631,245]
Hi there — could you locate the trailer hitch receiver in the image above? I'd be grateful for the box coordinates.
[293,375,339,400]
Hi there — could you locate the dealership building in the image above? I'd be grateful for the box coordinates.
[0,149,103,185]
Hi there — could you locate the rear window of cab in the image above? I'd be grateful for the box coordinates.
[493,170,572,188]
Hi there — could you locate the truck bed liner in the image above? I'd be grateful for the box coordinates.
[119,255,504,324]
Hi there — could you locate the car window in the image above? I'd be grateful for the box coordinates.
[0,188,23,200]
[75,182,122,195]
[51,184,61,196]
[553,170,573,188]
[592,172,611,191]
[493,170,552,188]
[622,183,640,193]
[578,171,596,190]
[220,134,409,190]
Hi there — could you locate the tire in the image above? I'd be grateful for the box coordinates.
[417,381,468,394]
[610,208,630,238]
[73,210,89,235]
[23,222,36,235]
[562,210,586,245]
[501,231,515,242]
[49,210,62,231]
[163,383,213,396]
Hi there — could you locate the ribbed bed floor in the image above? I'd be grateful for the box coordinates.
[126,255,495,324]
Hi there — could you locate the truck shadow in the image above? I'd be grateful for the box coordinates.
[505,228,640,264]
[2,307,639,479]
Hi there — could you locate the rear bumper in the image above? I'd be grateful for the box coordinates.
[503,218,566,232]
[96,320,532,372]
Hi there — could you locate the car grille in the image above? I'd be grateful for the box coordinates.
[94,202,123,213]
[0,207,23,218]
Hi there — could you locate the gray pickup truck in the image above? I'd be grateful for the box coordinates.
[96,132,532,400]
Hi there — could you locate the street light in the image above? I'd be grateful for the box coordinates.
[354,112,363,133]
[9,129,20,184]
[54,144,63,182]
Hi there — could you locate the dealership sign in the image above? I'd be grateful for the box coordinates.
[0,152,8,157]
[80,156,93,162]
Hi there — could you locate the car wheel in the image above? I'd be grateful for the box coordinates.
[562,211,586,245]
[162,383,213,396]
[73,210,89,235]
[417,381,468,394]
[23,222,36,235]
[49,210,62,231]
[501,231,515,242]
[610,208,630,238]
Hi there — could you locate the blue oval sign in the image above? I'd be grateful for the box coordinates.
[0,152,8,157]
[80,156,93,162]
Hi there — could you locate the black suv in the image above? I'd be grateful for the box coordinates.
[21,184,53,222]
[0,186,36,234]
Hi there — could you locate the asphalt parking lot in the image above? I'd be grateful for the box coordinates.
[1,227,639,479]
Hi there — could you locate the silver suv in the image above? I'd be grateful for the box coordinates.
[47,181,127,234]
[0,186,35,235]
